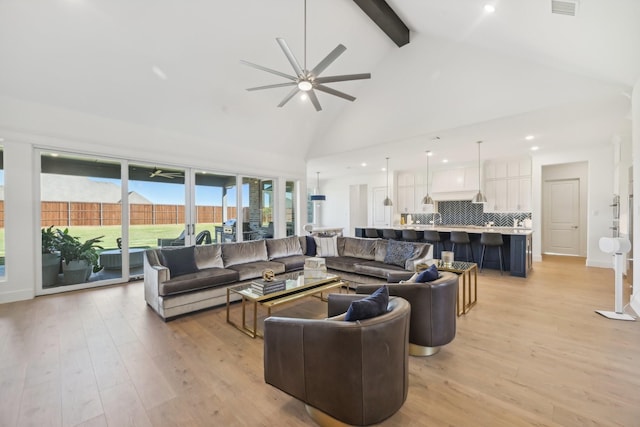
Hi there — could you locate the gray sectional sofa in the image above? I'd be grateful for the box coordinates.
[144,235,433,320]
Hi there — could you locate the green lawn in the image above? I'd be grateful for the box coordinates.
[0,224,221,259]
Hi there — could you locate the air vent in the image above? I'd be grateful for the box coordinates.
[552,0,578,16]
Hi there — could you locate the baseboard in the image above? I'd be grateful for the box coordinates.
[0,288,35,304]
[585,258,611,269]
[630,293,640,316]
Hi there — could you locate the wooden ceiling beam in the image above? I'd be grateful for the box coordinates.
[352,0,410,47]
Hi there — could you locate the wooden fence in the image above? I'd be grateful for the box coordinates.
[40,202,238,227]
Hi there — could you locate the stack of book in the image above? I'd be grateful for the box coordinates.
[251,279,286,295]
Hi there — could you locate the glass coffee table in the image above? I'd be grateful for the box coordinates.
[226,271,346,338]
[418,260,478,316]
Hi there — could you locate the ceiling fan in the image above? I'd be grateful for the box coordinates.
[241,0,371,112]
[149,168,183,179]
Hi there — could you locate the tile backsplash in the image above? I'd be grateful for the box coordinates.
[403,201,531,227]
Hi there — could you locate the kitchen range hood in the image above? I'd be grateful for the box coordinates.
[430,191,477,201]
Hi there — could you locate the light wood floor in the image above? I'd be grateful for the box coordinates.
[1,255,639,426]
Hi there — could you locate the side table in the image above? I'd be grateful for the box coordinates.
[418,260,478,316]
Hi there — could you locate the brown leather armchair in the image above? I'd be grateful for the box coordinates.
[263,296,411,426]
[356,271,458,356]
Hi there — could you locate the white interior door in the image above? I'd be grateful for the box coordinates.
[372,187,389,226]
[543,179,581,255]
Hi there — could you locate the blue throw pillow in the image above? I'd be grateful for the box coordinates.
[160,246,199,278]
[416,264,439,282]
[384,240,415,267]
[305,235,317,256]
[345,285,389,321]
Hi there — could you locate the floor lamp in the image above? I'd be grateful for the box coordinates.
[597,237,635,321]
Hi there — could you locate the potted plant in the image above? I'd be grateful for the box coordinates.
[56,228,105,285]
[41,225,61,287]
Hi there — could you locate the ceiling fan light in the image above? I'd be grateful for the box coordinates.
[298,80,313,91]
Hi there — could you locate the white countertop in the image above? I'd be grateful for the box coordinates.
[380,225,533,236]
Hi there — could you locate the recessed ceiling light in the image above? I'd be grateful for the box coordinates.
[152,66,168,80]
[381,167,386,171]
[530,146,539,151]
[361,162,367,167]
[442,159,449,163]
[484,4,496,13]
[525,135,535,141]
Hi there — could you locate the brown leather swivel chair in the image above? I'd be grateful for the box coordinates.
[264,296,410,426]
[354,271,458,356]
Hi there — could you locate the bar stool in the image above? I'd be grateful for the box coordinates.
[364,228,379,239]
[382,229,398,240]
[401,229,419,242]
[480,232,505,274]
[423,229,443,259]
[450,231,474,262]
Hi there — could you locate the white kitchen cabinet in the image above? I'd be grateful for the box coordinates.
[484,179,508,212]
[396,172,434,213]
[397,184,415,213]
[484,157,531,212]
[397,172,414,187]
[507,158,531,177]
[506,177,531,211]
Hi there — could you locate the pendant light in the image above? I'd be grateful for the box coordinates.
[421,150,434,205]
[471,141,487,203]
[383,157,393,206]
[310,171,326,201]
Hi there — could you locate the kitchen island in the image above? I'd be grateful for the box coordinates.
[355,226,533,277]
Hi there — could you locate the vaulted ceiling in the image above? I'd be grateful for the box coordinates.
[0,0,638,178]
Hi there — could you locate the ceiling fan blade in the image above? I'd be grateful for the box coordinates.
[277,87,301,108]
[314,73,371,84]
[246,82,297,91]
[310,44,346,77]
[308,90,322,112]
[240,60,297,81]
[314,84,356,102]
[276,38,304,77]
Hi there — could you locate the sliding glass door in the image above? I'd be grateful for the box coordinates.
[37,148,284,294]
[40,152,124,290]
[195,171,237,243]
[129,163,187,251]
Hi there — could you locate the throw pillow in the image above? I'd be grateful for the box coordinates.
[416,264,439,282]
[314,235,338,257]
[345,285,389,321]
[160,246,199,278]
[305,235,317,256]
[384,240,415,267]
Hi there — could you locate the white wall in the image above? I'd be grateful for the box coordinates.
[0,96,309,303]
[532,145,615,268]
[318,171,391,236]
[632,77,640,315]
[2,141,37,302]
